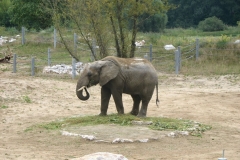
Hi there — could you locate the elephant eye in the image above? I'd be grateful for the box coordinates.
[87,72,92,77]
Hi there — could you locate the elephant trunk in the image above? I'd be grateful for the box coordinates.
[76,86,90,101]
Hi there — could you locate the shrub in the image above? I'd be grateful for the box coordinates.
[198,16,226,32]
[216,34,231,49]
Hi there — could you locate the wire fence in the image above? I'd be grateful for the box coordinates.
[8,27,240,78]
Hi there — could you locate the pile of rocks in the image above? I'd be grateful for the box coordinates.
[43,62,85,75]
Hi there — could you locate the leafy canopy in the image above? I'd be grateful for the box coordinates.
[47,0,172,60]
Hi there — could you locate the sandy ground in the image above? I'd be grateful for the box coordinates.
[1,65,240,160]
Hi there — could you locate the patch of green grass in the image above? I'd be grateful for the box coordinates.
[1,105,8,109]
[26,114,211,137]
[25,121,63,132]
[22,95,31,103]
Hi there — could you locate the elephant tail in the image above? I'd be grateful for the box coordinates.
[156,82,160,107]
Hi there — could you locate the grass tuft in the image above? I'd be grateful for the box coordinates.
[22,95,31,103]
[1,105,8,109]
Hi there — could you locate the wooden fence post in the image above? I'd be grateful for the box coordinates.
[149,44,153,62]
[72,57,76,79]
[54,28,57,49]
[177,46,181,70]
[48,48,51,66]
[13,54,17,73]
[21,27,25,45]
[175,50,179,75]
[195,38,199,60]
[31,57,35,76]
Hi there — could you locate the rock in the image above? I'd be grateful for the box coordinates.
[71,152,128,160]
[112,138,133,143]
[164,44,176,50]
[42,62,84,75]
[137,139,149,143]
[234,39,240,44]
[61,131,96,141]
[131,121,153,125]
[167,131,189,137]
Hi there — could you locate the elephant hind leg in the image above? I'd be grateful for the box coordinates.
[130,95,141,116]
[138,98,150,117]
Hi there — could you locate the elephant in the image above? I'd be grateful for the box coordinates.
[76,56,159,117]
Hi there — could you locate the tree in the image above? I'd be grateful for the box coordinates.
[104,0,172,58]
[44,0,110,61]
[137,13,168,32]
[198,16,227,31]
[9,0,52,30]
[45,0,172,60]
[0,0,12,27]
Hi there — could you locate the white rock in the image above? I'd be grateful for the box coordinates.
[8,38,16,43]
[234,39,240,44]
[135,40,145,47]
[137,139,149,143]
[167,132,176,137]
[71,152,128,160]
[81,135,96,141]
[112,138,133,143]
[164,44,176,50]
[61,131,96,140]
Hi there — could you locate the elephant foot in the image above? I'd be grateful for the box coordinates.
[117,112,124,116]
[130,111,138,116]
[99,113,107,116]
[137,113,146,117]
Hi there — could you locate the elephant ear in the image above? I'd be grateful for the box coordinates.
[99,61,119,86]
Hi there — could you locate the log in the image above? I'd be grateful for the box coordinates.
[0,55,11,63]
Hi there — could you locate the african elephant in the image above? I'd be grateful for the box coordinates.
[76,56,159,117]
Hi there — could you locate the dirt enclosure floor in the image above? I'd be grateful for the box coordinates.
[1,67,240,160]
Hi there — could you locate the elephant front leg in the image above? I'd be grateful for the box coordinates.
[111,90,124,115]
[100,87,111,116]
[130,95,141,116]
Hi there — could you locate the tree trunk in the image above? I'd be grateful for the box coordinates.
[130,16,138,58]
[110,16,121,57]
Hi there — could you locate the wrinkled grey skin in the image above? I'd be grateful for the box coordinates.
[76,56,159,117]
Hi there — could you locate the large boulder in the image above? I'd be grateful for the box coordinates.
[71,152,128,160]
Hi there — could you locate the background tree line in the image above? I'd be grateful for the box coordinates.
[167,0,240,28]
[1,0,239,31]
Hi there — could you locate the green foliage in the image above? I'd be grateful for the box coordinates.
[216,34,231,49]
[0,0,12,27]
[138,13,168,32]
[49,0,172,59]
[167,0,240,28]
[9,0,52,30]
[198,16,227,32]
[1,105,8,109]
[27,114,211,137]
[237,21,240,27]
[38,122,63,130]
[22,95,31,103]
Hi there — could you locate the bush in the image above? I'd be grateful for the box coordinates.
[198,16,226,32]
[216,34,231,49]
